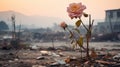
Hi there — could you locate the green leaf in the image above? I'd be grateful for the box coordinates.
[75,19,82,27]
[77,36,83,47]
[69,32,73,39]
[74,28,80,34]
[71,40,74,44]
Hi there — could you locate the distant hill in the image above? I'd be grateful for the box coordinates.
[0,10,63,28]
[0,10,104,29]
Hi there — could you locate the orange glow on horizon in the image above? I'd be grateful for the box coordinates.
[0,0,120,19]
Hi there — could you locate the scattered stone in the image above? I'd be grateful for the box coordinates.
[113,53,120,61]
[49,62,67,67]
[49,62,60,66]
[58,52,64,57]
[56,60,66,65]
[0,48,120,67]
[8,60,13,63]
[14,58,19,61]
[36,56,45,60]
[51,52,60,57]
[31,45,39,50]
[40,50,50,56]
[49,59,67,67]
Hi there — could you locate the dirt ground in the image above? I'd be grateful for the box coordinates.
[0,47,120,67]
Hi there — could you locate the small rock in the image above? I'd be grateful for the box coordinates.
[49,61,67,67]
[71,56,77,60]
[23,53,28,55]
[36,56,45,60]
[49,62,60,66]
[14,58,19,61]
[8,60,13,63]
[57,60,66,64]
[52,52,60,57]
[40,50,50,56]
[113,53,120,61]
[31,45,39,50]
[58,52,64,57]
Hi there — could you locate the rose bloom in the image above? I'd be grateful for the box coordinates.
[67,2,86,19]
[60,22,67,30]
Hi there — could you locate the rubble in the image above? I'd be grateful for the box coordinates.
[0,47,120,67]
[36,56,45,60]
[40,50,51,56]
[113,53,120,61]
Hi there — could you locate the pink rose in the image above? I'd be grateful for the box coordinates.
[60,21,67,30]
[67,3,86,19]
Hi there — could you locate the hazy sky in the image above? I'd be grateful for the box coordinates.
[1,0,120,19]
[0,0,120,27]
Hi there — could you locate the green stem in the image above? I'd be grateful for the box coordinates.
[86,37,90,59]
[81,21,89,32]
[80,47,82,59]
[66,27,86,52]
[66,27,72,34]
